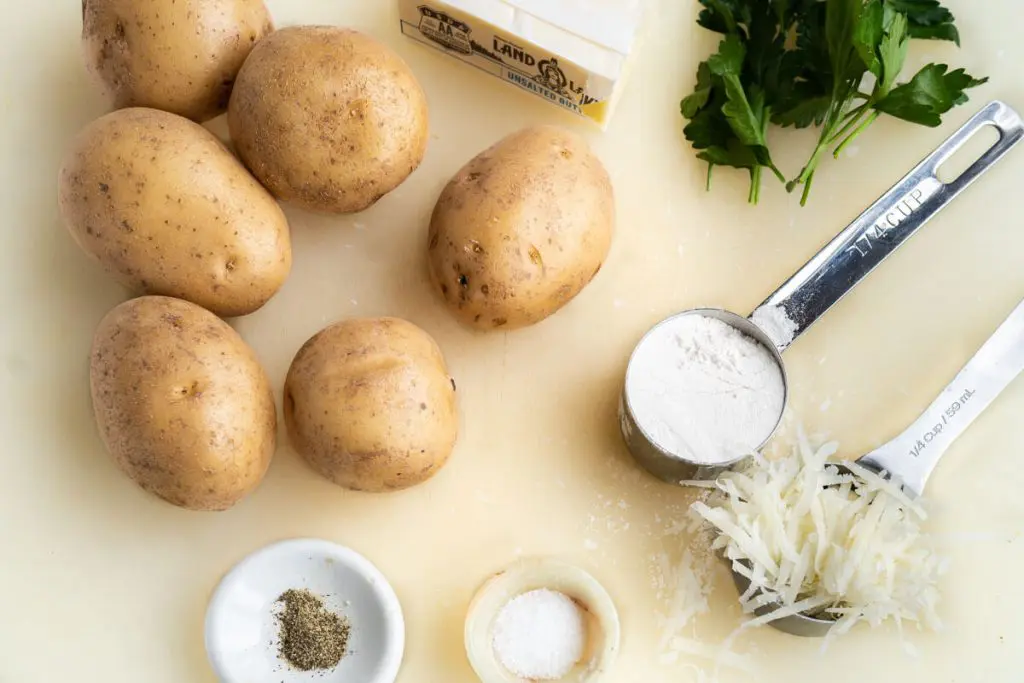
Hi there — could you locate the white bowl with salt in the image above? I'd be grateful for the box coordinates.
[465,558,620,683]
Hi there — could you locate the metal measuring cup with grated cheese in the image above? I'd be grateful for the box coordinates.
[620,101,1024,485]
[711,292,1024,638]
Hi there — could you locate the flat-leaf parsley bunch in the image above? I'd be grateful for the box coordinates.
[681,0,987,205]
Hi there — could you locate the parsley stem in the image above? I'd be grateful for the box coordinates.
[788,103,838,194]
[833,111,880,158]
[800,170,815,206]
[838,103,868,127]
[828,102,873,146]
[750,165,762,204]
[788,139,826,193]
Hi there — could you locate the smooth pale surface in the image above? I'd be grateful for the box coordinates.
[204,538,404,683]
[2,1,1023,682]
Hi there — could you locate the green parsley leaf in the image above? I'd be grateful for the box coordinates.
[826,0,865,83]
[678,0,985,206]
[773,95,833,128]
[697,0,742,34]
[906,23,959,43]
[698,139,759,170]
[720,72,770,151]
[886,0,953,23]
[681,63,714,119]
[877,11,910,95]
[684,109,730,153]
[874,63,988,126]
[683,74,738,158]
[853,0,884,78]
[706,34,746,77]
[885,0,960,44]
[705,36,779,163]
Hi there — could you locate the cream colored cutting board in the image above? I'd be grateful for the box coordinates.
[2,1,1022,681]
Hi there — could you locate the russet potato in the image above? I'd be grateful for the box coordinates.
[228,26,429,214]
[90,296,277,511]
[58,107,292,318]
[427,125,615,331]
[284,317,458,492]
[82,0,274,122]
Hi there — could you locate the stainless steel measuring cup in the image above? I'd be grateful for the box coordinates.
[620,100,1024,483]
[734,292,1024,637]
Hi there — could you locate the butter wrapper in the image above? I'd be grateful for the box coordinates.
[398,0,645,129]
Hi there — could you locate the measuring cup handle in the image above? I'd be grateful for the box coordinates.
[752,100,1024,352]
[859,297,1024,494]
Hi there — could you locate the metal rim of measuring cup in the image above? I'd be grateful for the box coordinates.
[619,308,789,484]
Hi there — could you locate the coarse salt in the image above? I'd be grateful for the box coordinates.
[491,589,586,680]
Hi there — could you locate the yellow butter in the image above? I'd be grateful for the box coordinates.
[397,0,646,129]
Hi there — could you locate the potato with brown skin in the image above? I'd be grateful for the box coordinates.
[82,0,274,122]
[427,125,615,331]
[58,107,292,318]
[90,296,277,511]
[284,318,458,492]
[228,26,429,214]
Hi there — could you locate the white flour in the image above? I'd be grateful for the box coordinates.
[626,315,785,465]
[750,304,797,349]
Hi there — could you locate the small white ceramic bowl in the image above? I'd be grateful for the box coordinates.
[205,538,405,683]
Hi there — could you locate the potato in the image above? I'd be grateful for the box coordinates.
[82,0,274,122]
[58,107,292,318]
[427,125,614,331]
[227,26,429,214]
[284,318,458,492]
[90,296,277,511]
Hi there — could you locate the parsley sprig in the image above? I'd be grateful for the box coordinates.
[681,0,987,205]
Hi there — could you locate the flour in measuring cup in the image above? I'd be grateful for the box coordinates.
[626,315,785,464]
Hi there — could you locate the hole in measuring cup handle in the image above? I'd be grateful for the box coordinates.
[935,124,1001,184]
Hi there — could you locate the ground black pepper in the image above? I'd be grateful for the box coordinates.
[275,588,351,671]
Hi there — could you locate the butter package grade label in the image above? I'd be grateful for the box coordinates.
[397,0,645,129]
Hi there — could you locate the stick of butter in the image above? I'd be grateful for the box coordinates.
[398,0,647,129]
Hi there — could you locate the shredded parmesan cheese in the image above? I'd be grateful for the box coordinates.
[687,430,947,640]
[651,523,756,681]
